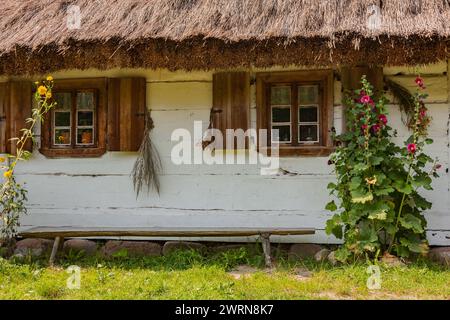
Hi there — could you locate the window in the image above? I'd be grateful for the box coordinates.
[40,78,107,157]
[257,70,334,156]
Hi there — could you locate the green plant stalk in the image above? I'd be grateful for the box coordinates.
[387,90,421,254]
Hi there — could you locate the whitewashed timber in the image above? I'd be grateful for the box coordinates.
[3,62,449,245]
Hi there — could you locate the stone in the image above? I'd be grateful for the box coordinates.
[63,239,97,256]
[162,241,206,256]
[228,265,258,280]
[327,251,338,266]
[380,252,406,267]
[428,247,450,267]
[101,241,161,258]
[314,248,331,262]
[14,238,54,257]
[292,267,313,281]
[288,244,323,260]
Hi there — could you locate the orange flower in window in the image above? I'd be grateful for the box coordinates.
[46,76,53,82]
[46,92,52,99]
[0,157,5,163]
[37,85,47,96]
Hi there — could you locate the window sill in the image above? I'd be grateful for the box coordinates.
[260,146,335,157]
[39,147,106,158]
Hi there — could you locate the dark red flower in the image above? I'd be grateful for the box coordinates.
[407,143,417,154]
[360,95,371,104]
[371,124,381,133]
[378,114,387,125]
[415,76,425,88]
[435,163,442,170]
[361,124,368,131]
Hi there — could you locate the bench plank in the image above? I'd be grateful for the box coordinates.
[20,226,315,238]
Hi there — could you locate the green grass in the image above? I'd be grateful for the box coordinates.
[0,247,449,300]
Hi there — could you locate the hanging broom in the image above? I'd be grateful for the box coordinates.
[131,108,162,196]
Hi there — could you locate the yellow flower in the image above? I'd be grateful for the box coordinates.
[3,170,12,179]
[37,85,47,96]
[365,176,377,186]
[0,157,5,163]
[46,91,52,99]
[46,76,53,81]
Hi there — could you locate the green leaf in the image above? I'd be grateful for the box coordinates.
[399,214,424,233]
[327,182,337,190]
[325,215,343,239]
[351,190,373,204]
[393,180,412,194]
[425,138,433,144]
[325,200,338,212]
[373,186,394,196]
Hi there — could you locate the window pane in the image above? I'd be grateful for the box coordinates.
[54,129,71,145]
[54,92,71,111]
[299,106,318,123]
[77,92,95,110]
[272,107,290,123]
[298,85,318,104]
[272,125,291,142]
[78,111,93,126]
[77,128,94,145]
[55,111,71,127]
[299,125,318,142]
[271,86,291,105]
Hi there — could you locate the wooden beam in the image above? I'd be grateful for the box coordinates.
[20,226,315,239]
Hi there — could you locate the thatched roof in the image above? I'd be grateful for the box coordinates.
[1,0,449,74]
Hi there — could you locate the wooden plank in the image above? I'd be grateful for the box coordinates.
[19,226,315,238]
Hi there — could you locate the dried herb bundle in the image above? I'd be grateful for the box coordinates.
[131,109,162,196]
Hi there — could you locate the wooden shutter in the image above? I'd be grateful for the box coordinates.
[5,81,32,155]
[107,78,146,151]
[212,72,250,149]
[341,66,383,94]
[0,82,9,153]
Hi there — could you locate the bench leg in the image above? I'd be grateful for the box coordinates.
[260,233,272,269]
[49,236,62,266]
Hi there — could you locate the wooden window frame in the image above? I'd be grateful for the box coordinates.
[40,78,107,158]
[256,70,334,157]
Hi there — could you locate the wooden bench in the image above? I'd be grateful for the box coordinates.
[19,226,315,267]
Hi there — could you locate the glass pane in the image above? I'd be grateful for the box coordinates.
[272,107,290,123]
[272,125,291,142]
[54,92,71,110]
[54,129,71,145]
[299,125,318,142]
[54,111,71,127]
[271,86,291,105]
[298,85,318,104]
[77,128,94,145]
[77,111,93,126]
[77,92,95,110]
[299,106,318,123]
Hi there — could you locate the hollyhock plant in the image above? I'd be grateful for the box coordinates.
[326,75,438,263]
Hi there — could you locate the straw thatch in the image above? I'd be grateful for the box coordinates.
[0,0,449,74]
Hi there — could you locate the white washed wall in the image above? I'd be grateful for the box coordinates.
[4,62,450,245]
